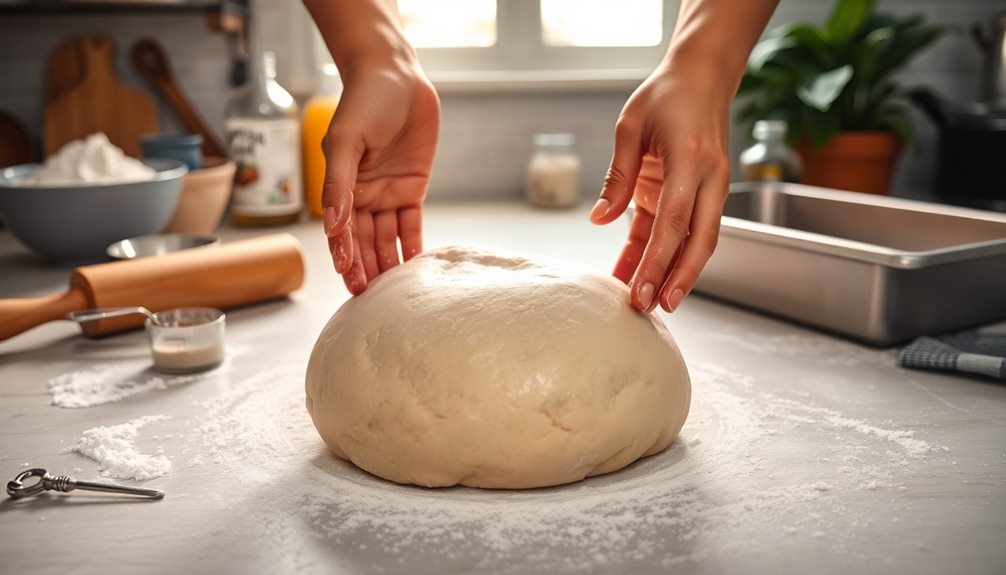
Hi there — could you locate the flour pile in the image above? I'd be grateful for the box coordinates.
[23,133,156,186]
[71,415,172,481]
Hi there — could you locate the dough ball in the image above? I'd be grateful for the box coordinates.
[305,246,691,489]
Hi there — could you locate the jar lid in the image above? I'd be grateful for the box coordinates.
[753,120,788,139]
[533,133,575,147]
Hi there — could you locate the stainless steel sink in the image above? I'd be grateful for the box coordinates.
[695,183,1006,345]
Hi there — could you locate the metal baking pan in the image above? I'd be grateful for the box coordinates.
[695,182,1006,345]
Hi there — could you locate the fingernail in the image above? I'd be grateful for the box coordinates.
[666,288,685,312]
[637,282,655,310]
[589,198,611,222]
[323,206,338,236]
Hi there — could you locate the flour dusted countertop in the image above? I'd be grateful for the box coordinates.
[1,202,1003,575]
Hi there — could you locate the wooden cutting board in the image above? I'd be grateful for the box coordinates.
[43,36,158,158]
[45,37,88,104]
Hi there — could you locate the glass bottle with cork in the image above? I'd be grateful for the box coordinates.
[226,51,303,226]
[739,119,802,183]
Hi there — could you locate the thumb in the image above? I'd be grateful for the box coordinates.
[591,116,643,225]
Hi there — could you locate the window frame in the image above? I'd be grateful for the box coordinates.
[411,0,678,90]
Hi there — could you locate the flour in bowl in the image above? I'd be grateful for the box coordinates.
[22,133,156,186]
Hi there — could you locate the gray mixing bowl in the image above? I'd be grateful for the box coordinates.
[0,159,188,264]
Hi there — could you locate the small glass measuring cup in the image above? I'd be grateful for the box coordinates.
[67,307,226,374]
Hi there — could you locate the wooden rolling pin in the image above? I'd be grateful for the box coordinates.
[0,234,305,341]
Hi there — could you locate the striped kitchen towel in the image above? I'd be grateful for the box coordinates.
[899,328,1006,381]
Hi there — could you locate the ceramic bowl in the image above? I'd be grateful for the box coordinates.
[0,159,187,264]
[162,156,235,235]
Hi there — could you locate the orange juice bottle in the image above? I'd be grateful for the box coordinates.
[301,63,342,218]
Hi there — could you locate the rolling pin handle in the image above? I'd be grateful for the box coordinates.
[0,287,89,341]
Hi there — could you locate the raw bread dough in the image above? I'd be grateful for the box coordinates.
[305,246,691,489]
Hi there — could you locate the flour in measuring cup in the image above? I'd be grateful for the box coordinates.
[152,339,225,373]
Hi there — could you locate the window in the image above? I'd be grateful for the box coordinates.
[540,0,663,47]
[397,0,675,86]
[399,0,497,48]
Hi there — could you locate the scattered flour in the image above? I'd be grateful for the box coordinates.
[155,358,954,572]
[48,344,246,408]
[54,345,954,571]
[70,415,171,481]
[765,396,945,458]
[22,133,156,186]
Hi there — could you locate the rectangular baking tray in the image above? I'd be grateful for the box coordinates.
[695,182,1006,346]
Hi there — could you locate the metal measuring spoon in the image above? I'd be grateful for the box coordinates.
[7,468,164,500]
[67,306,161,326]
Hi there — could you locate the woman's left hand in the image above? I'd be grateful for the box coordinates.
[589,60,733,313]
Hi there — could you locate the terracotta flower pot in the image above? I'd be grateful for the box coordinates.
[798,132,901,195]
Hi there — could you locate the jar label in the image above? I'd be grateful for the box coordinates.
[226,118,302,216]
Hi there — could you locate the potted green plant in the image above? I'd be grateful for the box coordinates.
[736,0,943,195]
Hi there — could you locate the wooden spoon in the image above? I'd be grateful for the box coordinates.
[130,39,229,159]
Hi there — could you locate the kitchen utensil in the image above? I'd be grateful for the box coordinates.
[140,133,204,170]
[0,233,305,341]
[162,156,236,235]
[7,468,164,500]
[973,9,1006,106]
[67,305,158,327]
[0,111,34,168]
[107,233,220,260]
[68,306,227,373]
[44,35,158,158]
[0,159,188,263]
[130,39,229,158]
[68,306,160,326]
[145,307,226,373]
[912,90,1006,208]
[695,182,1006,346]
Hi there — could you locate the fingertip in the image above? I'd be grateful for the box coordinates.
[659,280,688,312]
[589,198,611,224]
[343,267,368,296]
[636,281,656,311]
[658,295,671,313]
[667,287,686,313]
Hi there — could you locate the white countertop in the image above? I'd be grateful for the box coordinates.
[1,202,1003,575]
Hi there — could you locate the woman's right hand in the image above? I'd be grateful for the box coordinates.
[320,57,440,295]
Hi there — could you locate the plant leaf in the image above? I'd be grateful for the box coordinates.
[826,0,874,44]
[775,23,833,66]
[797,65,854,112]
[801,107,842,149]
[748,35,798,72]
[853,27,894,86]
[872,21,943,79]
[737,72,764,95]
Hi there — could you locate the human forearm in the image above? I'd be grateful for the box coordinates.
[302,0,416,76]
[663,0,779,97]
